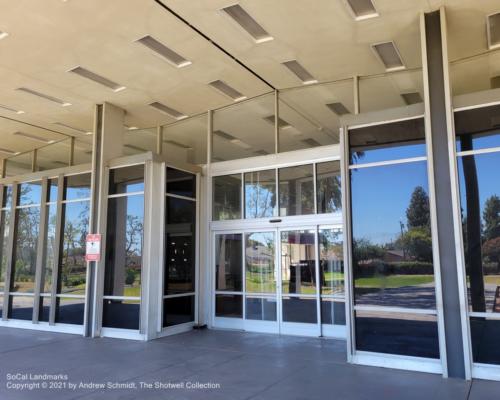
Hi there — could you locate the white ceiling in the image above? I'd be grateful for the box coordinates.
[0,0,499,163]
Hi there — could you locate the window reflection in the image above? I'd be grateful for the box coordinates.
[215,234,242,292]
[213,174,241,220]
[42,204,57,293]
[166,168,196,198]
[281,230,316,295]
[59,201,89,295]
[104,195,144,297]
[18,182,42,206]
[9,296,34,320]
[109,165,144,195]
[244,170,276,218]
[455,105,500,152]
[319,229,344,296]
[279,165,314,216]
[0,210,11,292]
[316,161,341,213]
[64,174,91,200]
[215,294,242,318]
[351,162,435,309]
[245,296,277,321]
[245,232,275,293]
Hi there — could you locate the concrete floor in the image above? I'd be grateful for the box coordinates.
[0,327,497,400]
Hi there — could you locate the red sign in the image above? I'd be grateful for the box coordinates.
[85,234,101,262]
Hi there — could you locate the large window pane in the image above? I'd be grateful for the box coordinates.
[351,161,435,309]
[470,317,500,365]
[281,230,316,295]
[316,161,341,213]
[245,232,275,293]
[64,174,91,200]
[9,296,33,320]
[0,210,11,292]
[59,201,89,295]
[166,167,196,198]
[12,207,40,293]
[109,165,144,195]
[215,234,242,292]
[18,182,42,206]
[55,297,84,325]
[213,174,241,220]
[349,118,426,165]
[279,165,314,216]
[244,170,276,218]
[104,195,144,297]
[102,299,140,330]
[165,198,195,295]
[319,228,344,296]
[282,296,317,323]
[355,310,439,359]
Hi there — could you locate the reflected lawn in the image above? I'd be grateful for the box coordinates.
[355,274,434,288]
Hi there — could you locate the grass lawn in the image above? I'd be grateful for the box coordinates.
[355,274,434,288]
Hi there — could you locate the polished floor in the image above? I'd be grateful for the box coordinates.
[0,327,497,400]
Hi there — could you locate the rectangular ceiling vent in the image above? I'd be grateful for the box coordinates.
[164,140,192,149]
[282,60,318,84]
[213,130,236,141]
[326,102,350,116]
[302,138,321,147]
[13,131,55,144]
[209,80,247,101]
[149,102,187,120]
[136,35,191,68]
[343,0,378,21]
[213,130,251,149]
[0,147,19,156]
[401,92,423,105]
[16,87,71,107]
[487,12,500,50]
[0,104,24,114]
[371,42,405,71]
[68,66,126,92]
[263,115,292,129]
[221,4,273,43]
[53,122,91,134]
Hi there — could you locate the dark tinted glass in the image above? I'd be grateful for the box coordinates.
[12,207,40,293]
[245,297,277,321]
[102,299,140,330]
[470,317,500,365]
[108,165,144,195]
[64,174,91,200]
[18,182,42,206]
[59,201,89,295]
[55,297,84,325]
[215,294,242,318]
[39,297,50,322]
[455,105,500,152]
[9,296,33,320]
[351,161,435,309]
[104,195,144,297]
[349,118,426,164]
[282,296,317,323]
[2,185,12,208]
[279,165,314,216]
[244,169,276,218]
[213,174,241,220]
[162,295,195,327]
[0,210,11,292]
[47,179,58,202]
[457,151,500,313]
[355,311,439,359]
[166,167,196,198]
[321,299,345,325]
[316,161,341,213]
[165,198,195,295]
[0,295,2,318]
[215,234,242,292]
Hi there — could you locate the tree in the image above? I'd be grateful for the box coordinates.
[483,195,500,241]
[482,237,500,273]
[400,226,433,262]
[406,186,430,229]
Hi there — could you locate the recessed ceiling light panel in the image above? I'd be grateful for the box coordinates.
[221,4,273,43]
[68,66,125,92]
[263,115,292,129]
[136,35,191,68]
[488,12,500,50]
[282,60,318,84]
[343,0,378,21]
[371,41,405,71]
[401,92,423,105]
[16,87,71,107]
[326,102,350,116]
[13,131,55,144]
[0,104,25,114]
[209,80,246,101]
[213,130,236,141]
[149,102,187,120]
[0,31,9,40]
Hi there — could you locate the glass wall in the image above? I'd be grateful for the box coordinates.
[212,161,341,221]
[103,165,144,330]
[455,105,500,366]
[348,118,440,359]
[0,185,12,318]
[163,167,197,327]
